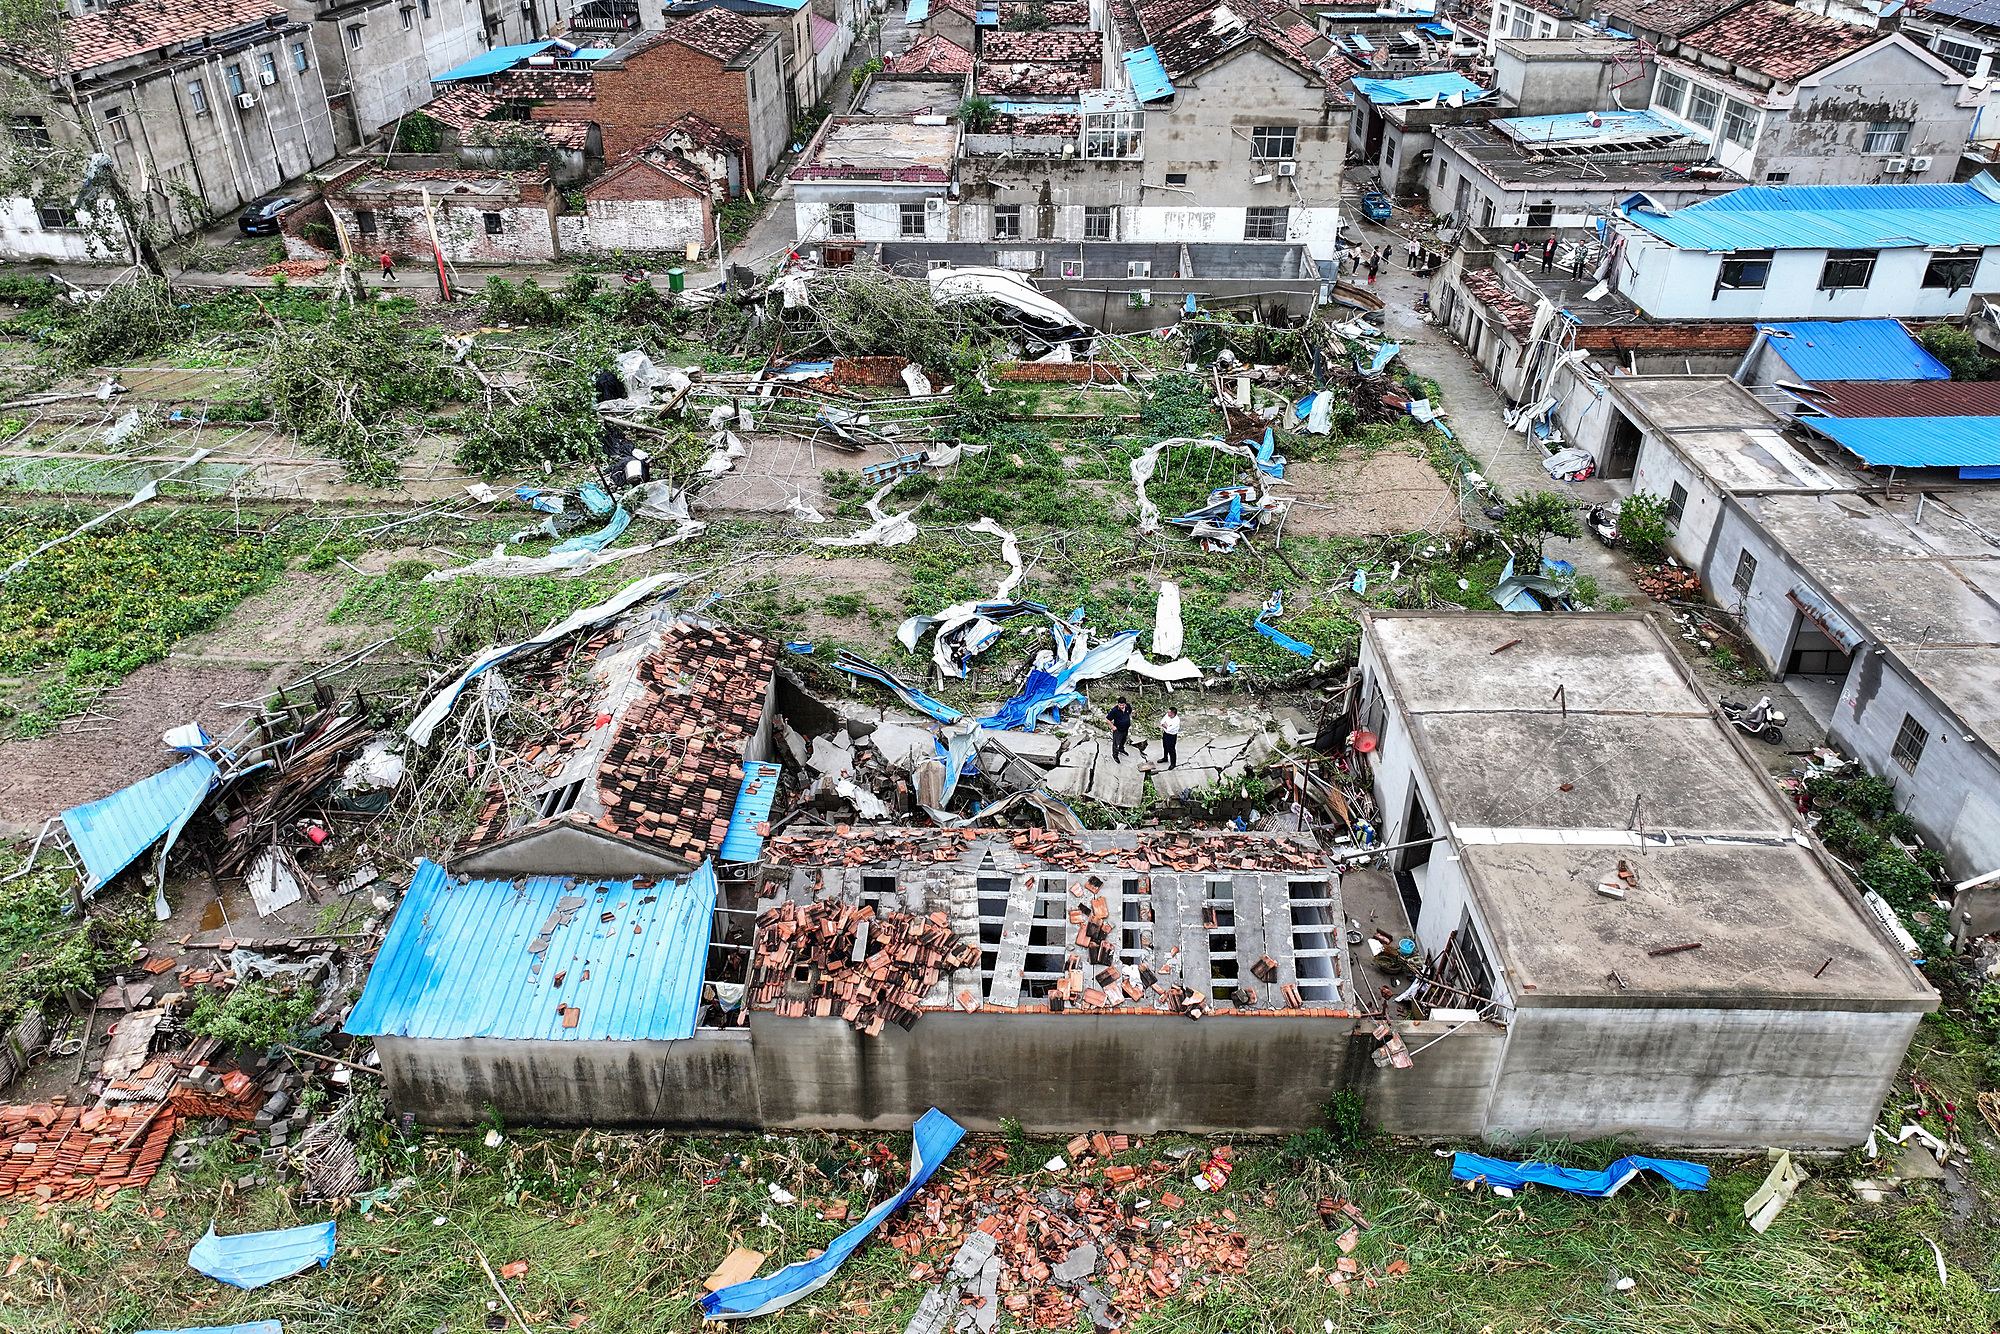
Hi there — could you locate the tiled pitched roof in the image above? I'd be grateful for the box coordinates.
[1590,0,1741,38]
[989,111,1082,134]
[463,620,778,866]
[666,6,769,62]
[1679,0,1880,82]
[1460,268,1535,336]
[999,0,1091,21]
[641,109,749,157]
[591,149,710,196]
[981,30,1102,61]
[420,85,592,150]
[976,62,1099,95]
[46,0,286,72]
[1144,0,1321,82]
[883,32,975,72]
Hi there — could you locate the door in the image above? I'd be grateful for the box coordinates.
[1787,626,1851,676]
[1364,107,1384,160]
[1603,410,1643,480]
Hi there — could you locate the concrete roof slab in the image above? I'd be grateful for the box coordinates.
[1368,614,1688,713]
[1812,558,2000,648]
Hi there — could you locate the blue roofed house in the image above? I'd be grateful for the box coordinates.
[1345,70,1501,197]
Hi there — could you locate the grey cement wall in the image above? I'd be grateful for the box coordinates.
[1351,1019,1508,1136]
[1751,43,1974,187]
[375,1031,761,1128]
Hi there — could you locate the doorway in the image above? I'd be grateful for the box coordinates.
[1787,625,1852,676]
[1603,409,1644,479]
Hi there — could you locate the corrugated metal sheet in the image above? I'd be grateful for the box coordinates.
[346,858,715,1042]
[1122,45,1174,102]
[1806,379,2000,416]
[1764,320,1950,382]
[61,755,218,892]
[1788,586,1863,652]
[1350,72,1490,105]
[719,762,783,863]
[1624,181,2000,251]
[1497,108,1699,145]
[1802,414,2000,469]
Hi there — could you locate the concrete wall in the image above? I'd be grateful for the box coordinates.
[1351,1018,1510,1136]
[1494,44,1655,117]
[1485,1005,1921,1147]
[794,187,949,243]
[1424,136,1735,231]
[1629,425,1730,566]
[375,1031,761,1128]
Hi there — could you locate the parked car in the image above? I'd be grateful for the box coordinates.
[238,196,300,236]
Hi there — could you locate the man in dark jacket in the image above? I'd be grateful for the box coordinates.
[1107,697,1133,760]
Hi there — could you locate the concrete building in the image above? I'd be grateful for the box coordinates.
[1346,71,1499,199]
[1484,0,1579,50]
[790,118,961,247]
[282,0,521,148]
[592,9,788,185]
[1490,35,1656,116]
[558,147,715,254]
[1594,375,2000,883]
[1607,176,2000,322]
[417,64,602,182]
[1352,610,1934,1145]
[0,0,340,260]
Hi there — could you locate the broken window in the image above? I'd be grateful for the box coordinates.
[1892,713,1927,772]
[1480,197,1495,227]
[976,874,1011,994]
[860,874,895,911]
[1764,172,1789,183]
[900,202,926,237]
[483,211,504,235]
[1243,206,1287,240]
[1685,83,1721,132]
[1818,249,1877,291]
[992,204,1022,240]
[1084,205,1111,239]
[828,201,855,237]
[1083,111,1143,159]
[1382,138,1395,169]
[35,200,76,229]
[1525,199,1554,228]
[1119,877,1151,958]
[1714,249,1771,297]
[1863,120,1911,155]
[1732,548,1756,598]
[1061,259,1082,277]
[104,105,129,142]
[1933,36,1983,75]
[1453,919,1495,1002]
[1251,125,1297,159]
[1720,98,1757,149]
[1204,877,1237,1002]
[1665,481,1687,527]
[1023,888,1066,989]
[9,116,48,147]
[534,779,585,819]
[1923,247,1980,294]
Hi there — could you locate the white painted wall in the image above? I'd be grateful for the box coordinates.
[0,198,115,261]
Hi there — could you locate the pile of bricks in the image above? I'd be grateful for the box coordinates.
[0,1102,178,1204]
[769,828,972,868]
[884,1137,1251,1330]
[768,829,1323,875]
[251,259,330,279]
[1637,564,1704,600]
[994,363,1125,384]
[751,899,979,1035]
[823,356,910,388]
[1313,1196,1410,1296]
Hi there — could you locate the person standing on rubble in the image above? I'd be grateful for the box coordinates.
[1541,235,1558,272]
[1160,707,1180,770]
[1108,697,1134,761]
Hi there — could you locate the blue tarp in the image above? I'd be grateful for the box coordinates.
[1451,1152,1710,1197]
[837,651,965,724]
[905,0,929,21]
[577,482,615,516]
[62,754,219,894]
[1254,590,1313,658]
[1360,343,1400,375]
[188,1221,336,1290]
[1122,45,1175,102]
[974,632,1140,733]
[552,505,632,553]
[702,1108,966,1319]
[1249,426,1284,478]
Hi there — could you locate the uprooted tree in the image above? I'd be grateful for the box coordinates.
[0,0,172,275]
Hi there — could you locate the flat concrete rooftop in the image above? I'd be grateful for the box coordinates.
[1609,377,1847,493]
[857,76,966,115]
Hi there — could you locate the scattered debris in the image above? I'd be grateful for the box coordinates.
[751,901,980,1034]
[1451,1152,1709,1197]
[187,1219,337,1290]
[1744,1150,1806,1233]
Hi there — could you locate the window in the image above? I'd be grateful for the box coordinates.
[346,23,364,48]
[828,202,855,237]
[1084,205,1111,240]
[1251,125,1297,159]
[1732,549,1757,598]
[748,70,756,102]
[354,209,378,235]
[1127,260,1151,278]
[187,79,209,115]
[421,0,432,15]
[9,115,48,147]
[1923,248,1980,294]
[1686,83,1721,132]
[1436,158,1447,187]
[1083,111,1144,159]
[259,53,277,84]
[1244,206,1287,240]
[1509,7,1532,36]
[1665,481,1688,527]
[1382,138,1396,168]
[225,64,245,96]
[1061,259,1082,277]
[291,40,309,72]
[1764,172,1789,183]
[992,204,1021,239]
[1164,171,1187,185]
[900,202,926,237]
[1480,197,1495,227]
[35,200,76,229]
[1525,199,1553,227]
[401,4,414,26]
[1933,36,1983,75]
[1720,98,1757,148]
[104,105,128,142]
[1863,120,1911,154]
[1819,249,1877,290]
[482,211,504,235]
[1714,249,1771,296]
[1892,713,1928,772]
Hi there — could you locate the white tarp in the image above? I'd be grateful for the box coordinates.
[815,479,918,549]
[422,543,669,581]
[1153,581,1183,658]
[969,518,1023,599]
[1129,437,1261,534]
[1126,652,1203,684]
[926,266,1092,341]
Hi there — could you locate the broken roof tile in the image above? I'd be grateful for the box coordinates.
[1679,0,1881,82]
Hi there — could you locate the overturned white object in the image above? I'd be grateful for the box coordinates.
[422,543,666,581]
[1153,581,1184,658]
[1126,652,1202,684]
[902,363,935,397]
[701,430,747,476]
[632,480,691,521]
[969,517,1023,599]
[341,734,406,793]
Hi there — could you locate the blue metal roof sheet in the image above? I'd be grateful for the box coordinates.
[61,755,217,892]
[719,761,782,863]
[1803,414,2000,469]
[433,41,558,81]
[1497,108,1703,145]
[1418,21,1452,34]
[905,0,930,18]
[1122,45,1174,102]
[1350,71,1490,104]
[1762,320,1950,382]
[1622,180,2000,252]
[346,858,715,1042]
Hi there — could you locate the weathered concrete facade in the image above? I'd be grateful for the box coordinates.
[284,0,499,147]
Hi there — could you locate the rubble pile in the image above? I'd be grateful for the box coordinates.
[770,828,973,867]
[216,694,377,876]
[767,828,1323,875]
[1635,564,1704,601]
[885,1141,1253,1332]
[0,1102,179,1203]
[751,900,979,1035]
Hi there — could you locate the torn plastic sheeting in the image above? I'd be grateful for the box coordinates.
[188,1220,336,1290]
[406,574,681,747]
[903,363,935,397]
[975,666,1074,733]
[701,431,748,476]
[816,478,918,549]
[632,481,691,522]
[937,723,989,806]
[1491,555,1569,612]
[1451,1152,1708,1198]
[1358,343,1401,375]
[899,600,1077,678]
[1254,590,1313,659]
[516,487,565,514]
[927,267,1093,343]
[1249,427,1285,479]
[551,505,632,554]
[1153,581,1183,658]
[701,1108,966,1319]
[422,544,669,581]
[577,482,615,516]
[787,495,827,524]
[834,650,964,724]
[1130,437,1260,534]
[1744,1150,1806,1233]
[969,518,1023,600]
[1542,447,1595,481]
[138,1324,283,1334]
[164,722,214,753]
[1125,651,1203,683]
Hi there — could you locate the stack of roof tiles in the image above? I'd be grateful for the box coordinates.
[771,828,973,867]
[767,828,1322,874]
[0,1103,178,1203]
[1460,269,1536,337]
[752,900,979,1035]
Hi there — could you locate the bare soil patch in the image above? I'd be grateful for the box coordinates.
[1280,447,1459,537]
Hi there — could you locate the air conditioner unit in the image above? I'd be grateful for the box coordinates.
[236,92,258,108]
[1276,161,1297,176]
[258,70,276,85]
[1911,155,1934,171]
[1884,157,1909,173]
[925,196,945,211]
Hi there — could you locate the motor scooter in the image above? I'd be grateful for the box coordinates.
[1721,695,1786,744]
[1586,505,1619,547]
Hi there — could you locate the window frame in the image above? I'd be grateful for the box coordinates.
[1164,171,1187,186]
[1732,549,1756,598]
[1720,98,1758,149]
[225,63,246,97]
[9,115,49,148]
[827,201,855,237]
[1932,35,1982,75]
[899,202,926,237]
[1685,83,1721,132]
[35,199,77,229]
[188,79,209,116]
[1665,481,1688,527]
[104,105,129,142]
[292,40,310,72]
[1060,259,1082,277]
[1922,247,1980,294]
[259,52,278,83]
[992,203,1022,240]
[1525,200,1554,228]
[1891,713,1927,772]
[354,208,378,236]
[346,23,364,49]
[1250,125,1298,160]
[482,211,504,236]
[1082,110,1143,160]
[1083,204,1111,240]
[1243,206,1287,240]
[1863,120,1911,155]
[401,4,415,27]
[1713,248,1772,297]
[1818,249,1878,291]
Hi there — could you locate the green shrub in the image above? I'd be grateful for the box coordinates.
[1918,324,1995,381]
[395,111,444,153]
[1616,491,1675,558]
[1846,774,1898,819]
[186,979,318,1052]
[1498,490,1582,560]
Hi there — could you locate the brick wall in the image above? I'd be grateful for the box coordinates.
[1573,324,1756,353]
[327,194,557,264]
[596,40,755,176]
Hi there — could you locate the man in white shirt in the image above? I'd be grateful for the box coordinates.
[1160,707,1180,769]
